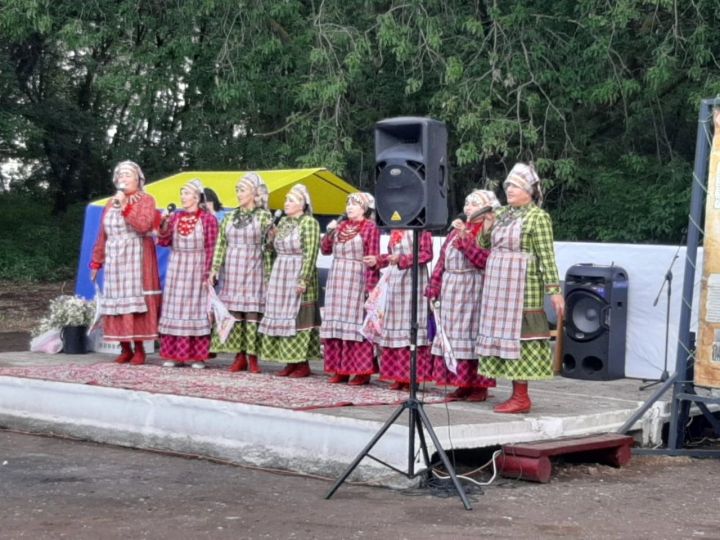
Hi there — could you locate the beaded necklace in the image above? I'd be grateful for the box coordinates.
[335,219,364,243]
[178,209,201,236]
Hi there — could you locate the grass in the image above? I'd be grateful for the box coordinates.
[0,193,85,282]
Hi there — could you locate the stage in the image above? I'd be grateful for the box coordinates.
[0,351,669,485]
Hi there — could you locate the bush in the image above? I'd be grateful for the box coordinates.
[0,193,85,282]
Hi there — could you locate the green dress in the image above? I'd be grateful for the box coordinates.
[477,204,561,380]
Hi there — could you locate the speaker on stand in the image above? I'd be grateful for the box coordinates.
[374,117,448,230]
[562,264,628,381]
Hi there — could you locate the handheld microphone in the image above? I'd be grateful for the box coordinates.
[272,209,284,226]
[112,183,127,208]
[166,203,177,213]
[467,205,494,221]
[328,213,348,233]
[446,212,466,232]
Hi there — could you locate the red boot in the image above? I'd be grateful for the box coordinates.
[328,373,350,384]
[348,374,371,386]
[288,361,311,378]
[493,381,531,413]
[276,363,297,377]
[115,342,133,364]
[446,387,471,399]
[130,341,146,365]
[248,355,262,374]
[229,353,248,372]
[466,388,489,402]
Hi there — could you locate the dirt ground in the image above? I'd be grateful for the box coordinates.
[0,280,75,352]
[1,281,720,538]
[0,430,719,540]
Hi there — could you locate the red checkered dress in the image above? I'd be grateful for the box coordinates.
[158,211,218,362]
[475,214,527,359]
[428,231,495,389]
[91,194,161,341]
[320,219,380,375]
[377,230,434,383]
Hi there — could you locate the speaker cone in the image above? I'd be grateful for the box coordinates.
[566,289,607,341]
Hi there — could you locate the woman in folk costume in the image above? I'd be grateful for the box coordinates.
[320,192,381,386]
[425,189,498,401]
[476,163,564,413]
[90,160,161,365]
[365,229,434,391]
[157,179,219,368]
[209,173,272,373]
[258,184,321,378]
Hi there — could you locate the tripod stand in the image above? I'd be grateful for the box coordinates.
[640,246,680,390]
[325,229,472,510]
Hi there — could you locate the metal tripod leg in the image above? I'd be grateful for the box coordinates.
[324,402,407,500]
[416,403,472,510]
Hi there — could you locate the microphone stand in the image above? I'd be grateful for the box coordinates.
[640,245,681,390]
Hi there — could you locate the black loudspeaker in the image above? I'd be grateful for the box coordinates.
[374,117,448,229]
[562,264,628,381]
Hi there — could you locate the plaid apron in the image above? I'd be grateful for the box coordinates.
[475,213,528,360]
[218,216,266,313]
[376,231,429,348]
[258,222,303,337]
[159,218,211,336]
[320,232,366,342]
[101,207,147,315]
[431,239,483,359]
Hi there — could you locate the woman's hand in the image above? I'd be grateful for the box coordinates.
[296,282,307,295]
[326,219,338,232]
[207,272,218,288]
[551,294,565,320]
[363,255,377,267]
[388,253,400,265]
[483,212,496,230]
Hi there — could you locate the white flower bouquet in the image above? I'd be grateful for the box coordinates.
[33,295,96,336]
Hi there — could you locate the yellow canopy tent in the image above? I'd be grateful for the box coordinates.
[94,168,358,215]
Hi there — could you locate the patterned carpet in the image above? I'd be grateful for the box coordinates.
[0,362,451,410]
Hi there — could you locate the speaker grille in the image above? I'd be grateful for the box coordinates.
[375,161,425,226]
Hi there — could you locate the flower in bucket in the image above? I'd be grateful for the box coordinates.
[33,295,96,336]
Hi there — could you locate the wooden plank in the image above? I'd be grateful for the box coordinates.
[502,433,634,458]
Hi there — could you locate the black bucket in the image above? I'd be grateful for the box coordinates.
[62,325,88,354]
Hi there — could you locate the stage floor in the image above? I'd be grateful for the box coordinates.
[0,351,668,483]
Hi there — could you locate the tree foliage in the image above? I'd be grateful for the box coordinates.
[1,0,719,243]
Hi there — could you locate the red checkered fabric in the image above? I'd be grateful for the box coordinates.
[476,216,528,359]
[375,231,431,348]
[159,214,214,336]
[431,356,496,389]
[160,335,211,362]
[430,240,484,359]
[379,346,433,383]
[320,232,367,341]
[322,338,377,375]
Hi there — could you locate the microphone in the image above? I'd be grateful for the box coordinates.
[166,203,177,213]
[112,183,127,208]
[328,213,347,233]
[272,209,284,226]
[467,205,494,221]
[447,212,466,232]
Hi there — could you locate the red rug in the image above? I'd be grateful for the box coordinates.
[0,362,451,410]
